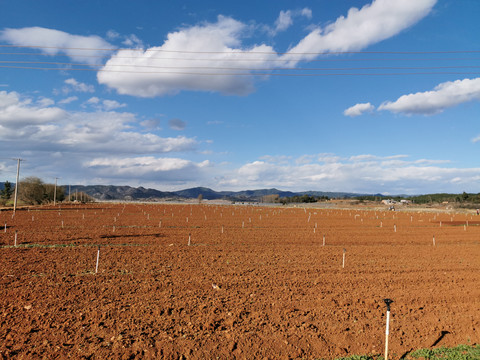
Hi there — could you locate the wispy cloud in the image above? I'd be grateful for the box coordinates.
[63,78,95,93]
[0,27,113,65]
[378,77,480,115]
[281,0,437,65]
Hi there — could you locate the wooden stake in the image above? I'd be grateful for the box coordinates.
[384,299,393,360]
[95,246,100,274]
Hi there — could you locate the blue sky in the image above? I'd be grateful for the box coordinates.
[0,0,479,194]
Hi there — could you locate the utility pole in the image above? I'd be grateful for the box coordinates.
[54,177,59,206]
[13,158,24,214]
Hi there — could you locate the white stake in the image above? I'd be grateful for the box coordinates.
[14,230,18,247]
[342,248,346,268]
[394,224,396,232]
[188,233,191,246]
[433,235,435,246]
[384,299,393,360]
[221,226,224,234]
[4,222,6,233]
[95,246,100,274]
[323,234,325,246]
[159,220,162,228]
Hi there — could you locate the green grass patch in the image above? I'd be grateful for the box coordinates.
[408,344,480,360]
[331,344,480,360]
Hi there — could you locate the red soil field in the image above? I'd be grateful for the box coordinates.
[0,203,479,359]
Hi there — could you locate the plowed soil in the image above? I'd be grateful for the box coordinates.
[1,203,479,359]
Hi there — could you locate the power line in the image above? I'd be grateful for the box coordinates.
[1,60,479,72]
[1,44,479,56]
[0,65,478,76]
[1,52,479,64]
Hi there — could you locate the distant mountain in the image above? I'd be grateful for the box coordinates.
[0,181,385,202]
[61,185,379,202]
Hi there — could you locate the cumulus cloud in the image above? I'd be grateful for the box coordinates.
[344,102,375,117]
[98,1,435,97]
[98,16,280,97]
[378,77,480,115]
[0,91,66,129]
[0,90,196,154]
[0,27,113,65]
[169,118,186,130]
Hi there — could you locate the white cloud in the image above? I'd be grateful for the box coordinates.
[274,11,294,33]
[58,96,78,105]
[378,77,480,115]
[106,30,120,40]
[83,97,126,111]
[102,99,127,111]
[0,90,196,154]
[218,153,480,194]
[84,156,210,182]
[86,97,100,104]
[37,97,55,107]
[98,16,280,97]
[281,0,436,65]
[0,91,66,129]
[64,78,95,93]
[98,1,435,97]
[272,8,313,35]
[344,102,375,117]
[122,34,143,48]
[0,27,113,65]
[301,8,313,19]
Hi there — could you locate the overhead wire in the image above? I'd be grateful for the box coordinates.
[0,44,479,55]
[0,44,478,76]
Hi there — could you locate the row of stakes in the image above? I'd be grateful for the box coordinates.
[3,219,443,248]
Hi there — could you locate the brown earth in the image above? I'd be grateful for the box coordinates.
[0,203,479,359]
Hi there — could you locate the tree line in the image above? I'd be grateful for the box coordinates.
[262,194,330,204]
[1,176,94,206]
[354,192,480,205]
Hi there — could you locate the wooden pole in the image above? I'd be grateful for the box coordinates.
[384,299,393,360]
